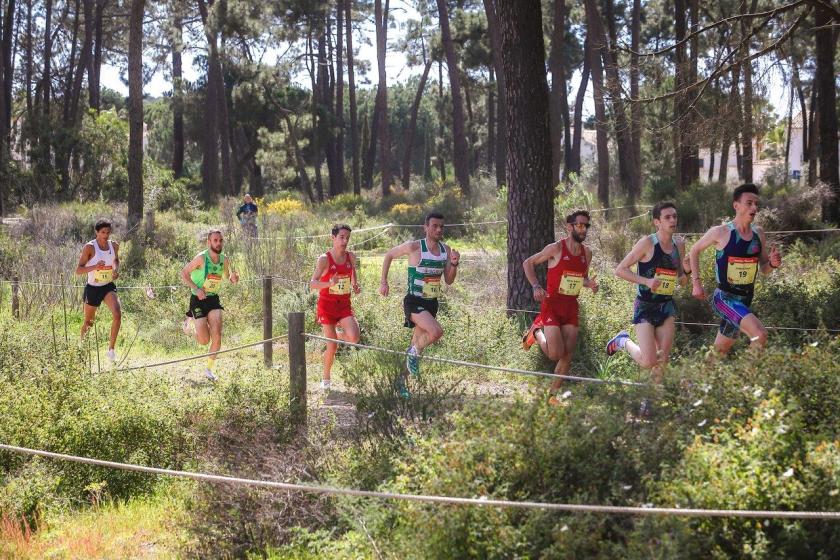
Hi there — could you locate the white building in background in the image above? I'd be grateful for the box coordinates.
[698,137,776,185]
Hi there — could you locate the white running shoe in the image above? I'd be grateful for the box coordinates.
[106,349,117,364]
[204,368,218,382]
[321,379,331,391]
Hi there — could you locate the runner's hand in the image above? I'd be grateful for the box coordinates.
[329,273,339,286]
[585,272,599,294]
[769,244,782,268]
[196,288,207,300]
[112,270,120,280]
[646,277,662,291]
[379,280,389,297]
[691,278,705,300]
[532,285,547,302]
[230,271,239,284]
[353,282,361,294]
[449,249,460,267]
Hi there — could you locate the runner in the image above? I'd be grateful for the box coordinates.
[309,224,361,391]
[180,229,239,381]
[606,202,688,383]
[379,212,460,396]
[236,194,258,236]
[522,210,598,405]
[75,219,122,364]
[688,183,782,355]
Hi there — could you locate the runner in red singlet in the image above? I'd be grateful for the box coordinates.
[522,210,599,404]
[309,224,361,391]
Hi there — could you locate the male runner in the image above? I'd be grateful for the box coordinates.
[310,224,361,391]
[688,183,782,355]
[379,212,460,392]
[606,202,688,384]
[236,193,258,236]
[181,229,239,380]
[75,219,122,364]
[522,210,598,404]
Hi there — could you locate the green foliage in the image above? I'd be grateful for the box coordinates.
[77,109,130,201]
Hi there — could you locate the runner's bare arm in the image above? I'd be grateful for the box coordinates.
[676,238,688,286]
[180,255,204,291]
[379,240,419,295]
[309,255,335,291]
[688,226,726,284]
[348,252,361,293]
[522,244,558,287]
[75,245,96,275]
[111,241,121,280]
[443,244,459,285]
[615,236,655,287]
[583,246,599,293]
[224,256,239,284]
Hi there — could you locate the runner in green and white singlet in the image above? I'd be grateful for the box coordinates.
[380,212,460,393]
[180,229,239,381]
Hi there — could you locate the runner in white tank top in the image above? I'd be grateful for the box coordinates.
[74,219,122,364]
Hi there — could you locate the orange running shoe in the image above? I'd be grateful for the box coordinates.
[522,323,539,351]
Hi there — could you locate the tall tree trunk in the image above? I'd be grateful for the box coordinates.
[374,0,391,195]
[436,0,470,195]
[487,65,495,170]
[127,0,144,233]
[1,0,14,132]
[0,0,6,215]
[402,58,432,189]
[283,114,314,202]
[171,15,184,178]
[738,0,758,184]
[58,0,81,194]
[630,0,641,185]
[334,0,345,194]
[674,0,692,188]
[688,0,699,179]
[319,16,339,197]
[197,0,220,202]
[791,58,807,160]
[548,0,570,186]
[216,40,234,195]
[483,0,506,188]
[345,0,360,194]
[815,5,839,222]
[497,0,554,312]
[583,2,609,207]
[24,0,32,115]
[808,85,817,187]
[784,74,794,176]
[436,60,446,180]
[362,92,379,189]
[88,0,105,110]
[70,0,93,124]
[569,39,590,178]
[306,31,324,200]
[41,0,52,117]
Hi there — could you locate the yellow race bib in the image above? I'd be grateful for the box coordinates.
[93,266,113,284]
[329,274,352,295]
[422,276,441,299]
[652,268,677,296]
[727,257,758,285]
[558,271,584,296]
[203,273,222,293]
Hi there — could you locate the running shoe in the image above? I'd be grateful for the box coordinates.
[396,376,411,399]
[106,349,117,364]
[522,323,539,351]
[639,398,652,419]
[204,368,218,382]
[320,379,331,391]
[606,330,630,356]
[406,346,420,377]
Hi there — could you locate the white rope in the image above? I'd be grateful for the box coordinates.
[587,204,654,213]
[679,228,840,236]
[303,333,647,386]
[115,334,289,372]
[254,223,395,241]
[1,443,838,519]
[349,227,394,248]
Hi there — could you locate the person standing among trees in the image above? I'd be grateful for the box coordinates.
[75,219,122,364]
[606,202,688,415]
[309,224,361,391]
[236,194,259,236]
[379,212,460,397]
[522,210,599,405]
[180,229,239,381]
[688,183,782,356]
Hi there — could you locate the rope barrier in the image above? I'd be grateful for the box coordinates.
[679,227,840,236]
[115,334,289,372]
[254,223,395,241]
[303,333,647,386]
[1,443,838,519]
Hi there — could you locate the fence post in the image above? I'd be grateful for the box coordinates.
[263,276,273,368]
[12,275,19,320]
[287,312,307,429]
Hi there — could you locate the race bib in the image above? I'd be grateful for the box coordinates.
[93,266,113,284]
[652,268,677,296]
[422,276,441,299]
[203,273,222,293]
[727,257,758,285]
[329,274,352,295]
[558,271,584,296]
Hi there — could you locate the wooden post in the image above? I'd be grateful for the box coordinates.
[11,275,19,319]
[263,276,273,368]
[287,312,307,429]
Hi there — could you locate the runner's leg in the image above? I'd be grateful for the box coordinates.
[738,313,768,350]
[627,323,658,369]
[322,323,338,381]
[651,316,676,384]
[102,291,122,351]
[81,303,97,339]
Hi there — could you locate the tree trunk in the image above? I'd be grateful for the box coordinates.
[583,2,609,207]
[791,58,807,160]
[0,0,6,215]
[374,0,391,195]
[41,0,52,117]
[171,15,184,178]
[548,0,570,186]
[784,75,794,177]
[89,0,105,110]
[630,0,641,186]
[483,0,506,188]
[306,30,324,200]
[24,0,32,115]
[815,5,839,222]
[688,0,699,179]
[487,65,495,170]
[127,0,144,233]
[335,0,345,194]
[436,60,445,180]
[808,85,817,187]
[436,0,470,195]
[402,59,432,189]
[319,16,339,197]
[1,0,14,132]
[674,0,692,188]
[738,0,758,184]
[345,0,360,194]
[283,114,315,202]
[497,0,554,312]
[216,46,234,195]
[568,39,590,179]
[363,92,379,190]
[70,0,94,124]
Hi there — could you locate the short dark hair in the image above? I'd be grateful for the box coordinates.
[651,201,677,220]
[207,229,223,240]
[331,223,352,236]
[425,212,445,224]
[733,183,759,201]
[94,219,112,231]
[566,210,591,224]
